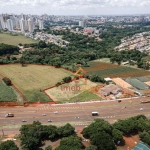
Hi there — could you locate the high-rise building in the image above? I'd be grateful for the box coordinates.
[0,15,7,29]
[28,18,34,33]
[6,19,13,31]
[79,20,86,27]
[9,15,16,28]
[38,19,44,29]
[15,17,20,29]
[20,18,26,32]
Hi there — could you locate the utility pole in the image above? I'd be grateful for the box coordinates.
[2,128,4,137]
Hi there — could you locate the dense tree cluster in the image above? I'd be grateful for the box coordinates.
[82,119,118,150]
[82,115,150,150]
[0,140,19,150]
[19,121,76,150]
[0,43,19,56]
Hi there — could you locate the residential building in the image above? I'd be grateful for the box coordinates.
[6,19,13,31]
[28,18,34,33]
[20,18,26,32]
[79,20,86,27]
[38,19,44,29]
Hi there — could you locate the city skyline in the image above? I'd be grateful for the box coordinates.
[0,0,150,15]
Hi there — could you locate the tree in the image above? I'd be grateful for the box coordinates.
[85,145,97,150]
[112,128,123,143]
[90,131,117,150]
[139,131,150,146]
[55,136,83,150]
[57,123,75,137]
[0,140,19,150]
[45,145,52,150]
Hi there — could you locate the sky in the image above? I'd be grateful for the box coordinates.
[0,0,150,15]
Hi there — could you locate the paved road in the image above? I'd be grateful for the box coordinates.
[0,97,150,135]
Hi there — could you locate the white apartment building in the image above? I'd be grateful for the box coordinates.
[20,18,26,32]
[6,19,13,31]
[0,15,7,29]
[15,17,20,29]
[28,18,34,33]
[79,20,86,27]
[38,19,44,29]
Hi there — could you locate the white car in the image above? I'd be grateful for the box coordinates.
[140,108,143,111]
[22,120,27,122]
[42,114,46,116]
[54,111,58,114]
[48,119,52,122]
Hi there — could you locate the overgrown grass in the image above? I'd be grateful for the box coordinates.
[70,90,100,102]
[0,78,17,102]
[0,32,37,46]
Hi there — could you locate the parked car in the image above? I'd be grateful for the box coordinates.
[42,114,46,116]
[48,119,52,122]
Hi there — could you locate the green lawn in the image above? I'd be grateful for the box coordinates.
[0,77,17,102]
[0,65,72,102]
[70,90,100,102]
[0,32,37,46]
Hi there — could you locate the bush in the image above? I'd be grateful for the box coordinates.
[2,77,12,86]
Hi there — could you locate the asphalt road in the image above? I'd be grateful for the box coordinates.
[0,97,150,135]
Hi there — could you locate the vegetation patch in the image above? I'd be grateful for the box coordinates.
[0,65,72,102]
[83,62,150,78]
[0,77,17,102]
[45,79,98,103]
[70,90,100,102]
[0,32,37,46]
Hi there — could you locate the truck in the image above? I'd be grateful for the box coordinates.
[92,112,99,116]
[5,113,14,117]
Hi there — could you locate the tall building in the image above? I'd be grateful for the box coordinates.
[79,20,86,27]
[6,19,13,31]
[20,18,26,32]
[38,19,44,29]
[28,18,34,33]
[9,15,16,28]
[15,17,20,29]
[0,15,7,29]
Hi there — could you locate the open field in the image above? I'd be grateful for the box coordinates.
[0,77,17,102]
[0,33,37,46]
[45,78,98,103]
[83,62,150,78]
[0,64,72,102]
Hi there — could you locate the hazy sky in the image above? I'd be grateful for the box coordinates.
[0,0,150,15]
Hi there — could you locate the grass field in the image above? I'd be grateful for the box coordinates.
[0,33,37,46]
[70,90,100,102]
[0,77,17,102]
[45,78,98,103]
[0,65,72,102]
[83,62,150,78]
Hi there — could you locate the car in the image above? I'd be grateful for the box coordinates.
[48,119,52,122]
[42,114,46,116]
[82,139,88,142]
[22,120,27,122]
[118,100,121,103]
[140,108,143,111]
[54,111,58,114]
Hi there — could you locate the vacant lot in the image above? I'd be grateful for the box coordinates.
[0,77,17,102]
[45,78,98,103]
[0,33,37,46]
[0,65,72,102]
[83,62,150,78]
